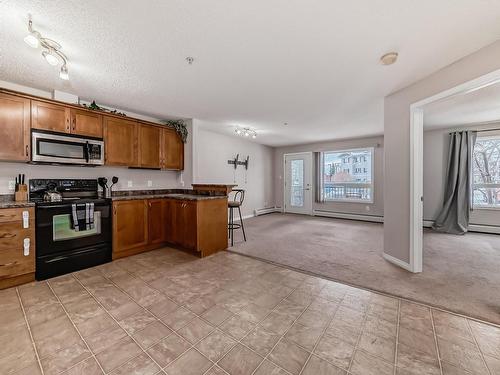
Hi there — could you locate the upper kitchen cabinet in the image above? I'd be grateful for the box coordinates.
[70,109,103,138]
[138,124,161,169]
[161,127,184,170]
[0,93,30,161]
[31,100,71,133]
[103,116,138,166]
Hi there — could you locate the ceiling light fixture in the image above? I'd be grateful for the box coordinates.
[380,52,398,65]
[24,17,70,79]
[234,127,257,139]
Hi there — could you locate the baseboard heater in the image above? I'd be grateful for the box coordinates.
[424,220,500,235]
[254,207,282,216]
[313,210,384,223]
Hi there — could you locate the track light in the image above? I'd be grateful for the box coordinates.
[24,17,70,80]
[234,127,257,139]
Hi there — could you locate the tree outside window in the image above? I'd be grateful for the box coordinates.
[472,135,500,208]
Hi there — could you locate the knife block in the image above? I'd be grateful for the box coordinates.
[15,184,28,202]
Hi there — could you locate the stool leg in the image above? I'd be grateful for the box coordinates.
[238,206,246,242]
[230,208,234,246]
[228,208,231,239]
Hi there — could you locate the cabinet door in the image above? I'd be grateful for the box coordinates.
[138,124,161,168]
[0,93,30,161]
[161,128,184,170]
[71,109,103,138]
[112,200,148,255]
[165,200,182,245]
[180,201,198,250]
[104,117,138,166]
[148,199,166,244]
[31,100,71,133]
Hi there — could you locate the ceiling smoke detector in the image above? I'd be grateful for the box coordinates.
[380,52,398,65]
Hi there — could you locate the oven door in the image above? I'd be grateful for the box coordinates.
[31,131,104,165]
[36,200,111,257]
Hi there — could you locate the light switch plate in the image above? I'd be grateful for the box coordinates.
[8,180,15,191]
[147,180,153,187]
[127,181,133,188]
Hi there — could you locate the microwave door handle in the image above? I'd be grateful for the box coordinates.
[84,141,90,163]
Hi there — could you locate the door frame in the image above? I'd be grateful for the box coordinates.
[408,68,500,273]
[283,152,314,215]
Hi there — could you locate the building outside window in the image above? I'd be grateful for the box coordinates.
[322,148,374,202]
[472,134,500,208]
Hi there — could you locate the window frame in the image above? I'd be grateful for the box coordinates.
[471,133,500,210]
[321,147,375,204]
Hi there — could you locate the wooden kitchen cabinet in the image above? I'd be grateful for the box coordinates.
[0,207,35,289]
[31,100,71,133]
[138,124,161,169]
[112,200,148,259]
[165,200,197,250]
[0,93,31,161]
[71,109,103,138]
[161,128,184,170]
[104,116,138,166]
[148,199,167,244]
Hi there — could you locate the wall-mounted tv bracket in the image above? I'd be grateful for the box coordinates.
[227,154,249,170]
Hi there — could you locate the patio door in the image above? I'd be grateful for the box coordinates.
[284,152,313,215]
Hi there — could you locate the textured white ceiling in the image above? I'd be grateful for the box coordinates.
[1,1,500,146]
[424,82,500,130]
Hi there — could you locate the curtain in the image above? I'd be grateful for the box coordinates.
[433,130,477,234]
[315,152,325,203]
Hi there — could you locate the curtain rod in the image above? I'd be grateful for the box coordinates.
[450,127,500,134]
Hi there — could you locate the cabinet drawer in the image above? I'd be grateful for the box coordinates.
[0,225,34,279]
[0,208,34,223]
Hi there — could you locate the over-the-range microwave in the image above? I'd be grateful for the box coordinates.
[31,130,104,166]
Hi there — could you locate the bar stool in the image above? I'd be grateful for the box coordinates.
[228,189,246,246]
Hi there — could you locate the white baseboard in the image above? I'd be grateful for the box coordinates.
[423,219,500,234]
[254,207,282,217]
[313,210,384,223]
[383,252,413,272]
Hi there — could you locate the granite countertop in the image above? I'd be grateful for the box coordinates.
[110,193,226,201]
[0,195,36,209]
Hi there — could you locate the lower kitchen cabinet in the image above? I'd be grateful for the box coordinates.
[0,207,35,289]
[112,200,148,259]
[112,197,227,259]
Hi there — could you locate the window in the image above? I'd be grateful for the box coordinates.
[321,148,374,202]
[472,134,500,208]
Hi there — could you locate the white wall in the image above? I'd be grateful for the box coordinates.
[0,81,193,194]
[423,123,500,227]
[274,136,384,217]
[193,122,275,217]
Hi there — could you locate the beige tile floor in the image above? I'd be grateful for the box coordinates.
[1,248,499,375]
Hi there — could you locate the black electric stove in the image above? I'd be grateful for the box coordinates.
[30,179,112,280]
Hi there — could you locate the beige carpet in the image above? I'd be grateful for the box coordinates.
[229,213,500,325]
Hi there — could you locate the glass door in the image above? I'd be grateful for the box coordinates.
[284,152,313,214]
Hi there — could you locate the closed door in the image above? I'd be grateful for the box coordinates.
[71,109,103,138]
[148,199,166,244]
[112,200,148,254]
[180,201,197,250]
[32,100,71,133]
[0,93,30,161]
[284,152,313,215]
[139,124,161,168]
[161,128,184,170]
[104,117,138,166]
[165,200,182,245]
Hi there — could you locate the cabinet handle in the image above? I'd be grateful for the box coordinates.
[72,118,76,131]
[113,206,116,215]
[25,145,29,157]
[0,262,16,267]
[66,118,70,131]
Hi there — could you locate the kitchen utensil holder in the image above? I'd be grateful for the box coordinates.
[15,184,28,202]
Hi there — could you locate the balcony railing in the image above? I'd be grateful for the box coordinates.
[323,183,372,201]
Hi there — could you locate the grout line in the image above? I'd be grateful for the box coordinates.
[393,299,401,375]
[297,293,343,375]
[346,298,371,372]
[429,309,444,375]
[16,287,45,375]
[465,317,493,375]
[45,280,107,375]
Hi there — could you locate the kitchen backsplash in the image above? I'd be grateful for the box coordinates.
[0,161,189,195]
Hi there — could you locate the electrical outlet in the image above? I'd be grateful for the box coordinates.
[127,181,133,188]
[147,180,153,187]
[8,180,16,191]
[365,205,371,211]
